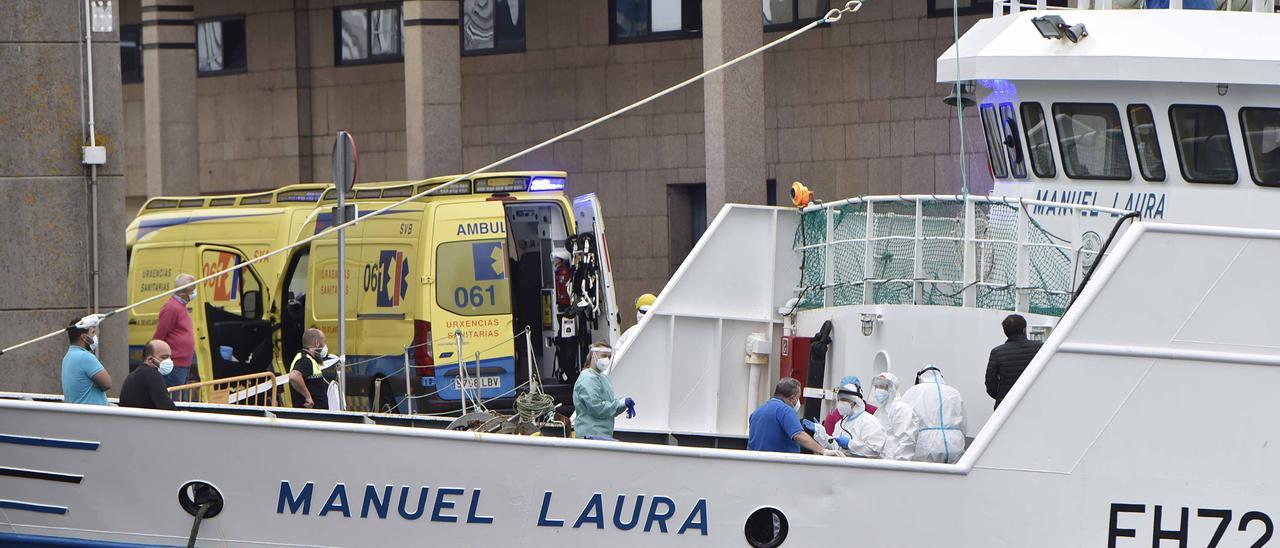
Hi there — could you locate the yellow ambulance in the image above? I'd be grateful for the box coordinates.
[125,185,327,381]
[126,171,619,414]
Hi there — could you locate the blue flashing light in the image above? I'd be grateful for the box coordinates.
[528,177,566,192]
[978,79,1020,106]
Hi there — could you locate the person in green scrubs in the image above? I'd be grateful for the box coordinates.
[572,343,635,440]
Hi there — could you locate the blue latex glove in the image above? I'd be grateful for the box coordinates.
[834,436,851,449]
[801,418,819,434]
[624,397,636,419]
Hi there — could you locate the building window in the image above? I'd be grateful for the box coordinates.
[1127,104,1166,182]
[1169,105,1236,184]
[1052,103,1132,181]
[120,24,142,84]
[462,0,525,55]
[1020,102,1056,178]
[1241,108,1280,187]
[926,0,1067,18]
[980,104,1010,179]
[336,4,403,65]
[611,0,702,44]
[196,16,247,76]
[763,0,828,31]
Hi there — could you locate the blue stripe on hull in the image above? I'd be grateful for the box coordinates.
[0,433,99,450]
[0,532,174,547]
[0,500,68,515]
[0,466,83,484]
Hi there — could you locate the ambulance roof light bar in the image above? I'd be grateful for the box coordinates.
[528,177,566,192]
[473,176,528,193]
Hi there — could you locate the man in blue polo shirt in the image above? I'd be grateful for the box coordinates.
[1144,0,1215,7]
[62,319,111,405]
[748,377,833,454]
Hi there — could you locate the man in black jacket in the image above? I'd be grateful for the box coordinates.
[985,314,1042,409]
[120,340,179,410]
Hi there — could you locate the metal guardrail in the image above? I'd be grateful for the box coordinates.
[168,372,279,407]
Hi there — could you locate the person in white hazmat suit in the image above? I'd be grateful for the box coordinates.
[617,293,655,349]
[870,372,920,461]
[900,366,967,463]
[808,384,885,458]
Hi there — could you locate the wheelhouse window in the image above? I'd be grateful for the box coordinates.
[462,0,525,55]
[1169,105,1237,184]
[1240,108,1280,187]
[120,24,142,84]
[763,0,829,31]
[1020,103,1056,178]
[336,4,404,65]
[927,0,1067,18]
[999,103,1027,179]
[1126,105,1166,182]
[196,17,247,76]
[980,104,1010,179]
[1052,103,1132,180]
[611,0,702,43]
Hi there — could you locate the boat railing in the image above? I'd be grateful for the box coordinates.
[792,195,1135,317]
[992,0,1277,15]
[168,371,281,407]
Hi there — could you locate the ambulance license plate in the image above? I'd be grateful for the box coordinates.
[453,376,501,390]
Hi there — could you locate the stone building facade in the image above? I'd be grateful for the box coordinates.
[0,1,127,391]
[119,0,993,329]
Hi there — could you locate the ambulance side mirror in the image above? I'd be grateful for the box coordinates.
[243,290,261,319]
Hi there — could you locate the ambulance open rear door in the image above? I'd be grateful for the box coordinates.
[572,194,621,346]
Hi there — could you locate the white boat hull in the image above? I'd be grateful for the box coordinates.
[5,222,1280,547]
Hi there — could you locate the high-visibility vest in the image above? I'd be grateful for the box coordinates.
[290,352,321,378]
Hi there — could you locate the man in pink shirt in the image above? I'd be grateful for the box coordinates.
[154,273,197,388]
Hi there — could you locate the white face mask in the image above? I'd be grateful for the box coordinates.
[792,399,802,413]
[88,334,99,352]
[157,358,174,376]
[874,388,891,404]
[836,401,854,416]
[317,345,329,358]
[189,288,198,300]
[594,357,611,373]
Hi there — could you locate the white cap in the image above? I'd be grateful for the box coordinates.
[75,314,106,329]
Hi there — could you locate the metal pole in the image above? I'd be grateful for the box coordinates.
[82,0,99,315]
[403,349,414,415]
[455,330,466,415]
[337,184,347,405]
[962,199,977,308]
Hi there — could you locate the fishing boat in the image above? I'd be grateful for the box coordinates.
[3,2,1279,546]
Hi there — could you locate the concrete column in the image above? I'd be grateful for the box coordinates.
[141,0,199,196]
[0,0,127,391]
[403,0,463,179]
[702,0,766,220]
[293,0,315,183]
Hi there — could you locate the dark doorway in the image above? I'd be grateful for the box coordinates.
[667,183,707,276]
